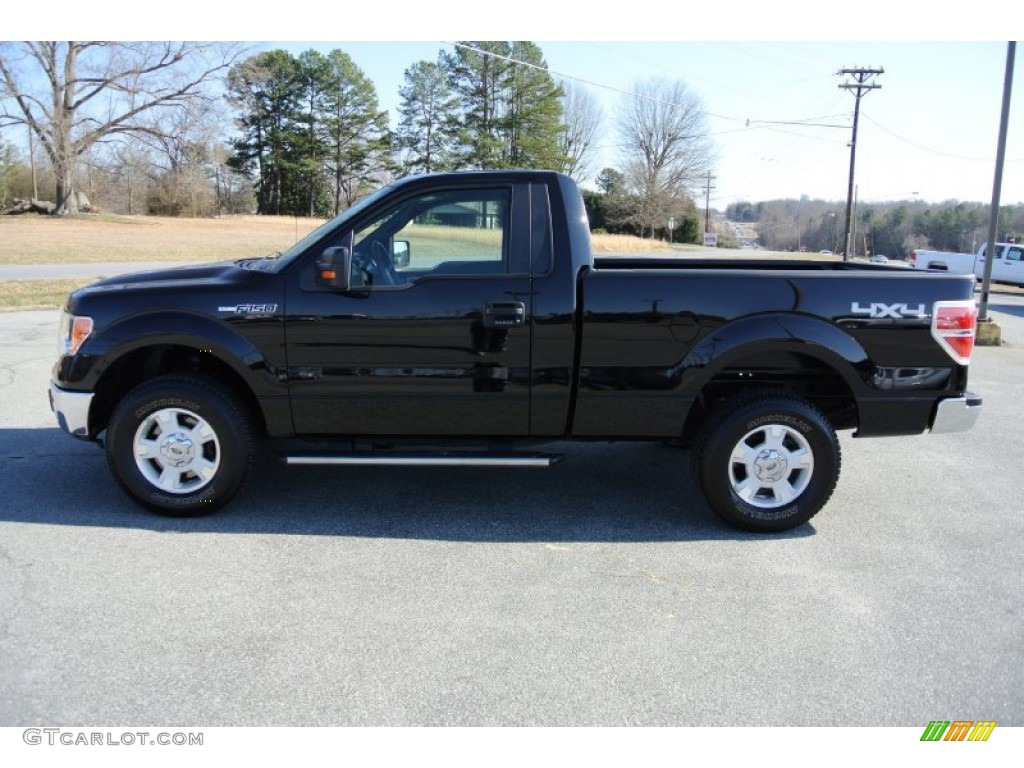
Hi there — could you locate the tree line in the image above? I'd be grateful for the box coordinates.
[225,42,570,218]
[727,198,1024,258]
[1,40,718,240]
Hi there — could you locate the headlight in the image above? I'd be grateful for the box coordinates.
[59,311,93,357]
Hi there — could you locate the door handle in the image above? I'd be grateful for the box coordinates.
[483,301,526,328]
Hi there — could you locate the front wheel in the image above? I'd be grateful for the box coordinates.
[105,376,253,516]
[691,392,841,532]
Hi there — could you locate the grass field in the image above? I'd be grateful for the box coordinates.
[0,213,328,265]
[0,211,682,266]
[0,279,95,311]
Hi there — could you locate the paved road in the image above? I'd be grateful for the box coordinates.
[0,301,1022,726]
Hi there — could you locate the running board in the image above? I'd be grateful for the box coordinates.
[284,453,562,468]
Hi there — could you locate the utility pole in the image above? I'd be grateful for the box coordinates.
[979,41,1015,327]
[703,172,716,239]
[838,66,883,261]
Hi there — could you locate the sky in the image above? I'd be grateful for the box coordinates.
[274,40,1022,208]
[9,2,1023,209]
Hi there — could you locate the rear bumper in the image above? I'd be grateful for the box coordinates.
[49,381,94,439]
[930,393,983,434]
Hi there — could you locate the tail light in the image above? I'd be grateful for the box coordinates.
[908,250,917,266]
[931,300,976,365]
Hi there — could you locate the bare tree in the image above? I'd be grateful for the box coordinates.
[0,42,243,215]
[558,81,603,183]
[616,78,712,236]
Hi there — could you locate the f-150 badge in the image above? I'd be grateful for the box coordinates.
[217,303,279,315]
[851,302,925,319]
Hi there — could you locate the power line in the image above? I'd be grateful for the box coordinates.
[747,118,849,129]
[446,41,744,124]
[861,112,1024,163]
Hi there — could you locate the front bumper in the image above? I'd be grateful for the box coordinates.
[49,381,94,438]
[930,393,983,434]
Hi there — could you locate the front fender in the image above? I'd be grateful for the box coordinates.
[55,310,287,397]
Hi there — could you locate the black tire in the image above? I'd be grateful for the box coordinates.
[105,376,253,517]
[691,391,841,533]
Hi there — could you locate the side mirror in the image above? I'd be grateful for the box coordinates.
[316,246,352,291]
[392,240,410,269]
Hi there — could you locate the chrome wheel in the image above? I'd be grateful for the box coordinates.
[132,407,221,494]
[693,392,840,532]
[728,423,815,509]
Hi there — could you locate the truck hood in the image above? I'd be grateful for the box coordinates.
[66,259,284,320]
[82,260,243,291]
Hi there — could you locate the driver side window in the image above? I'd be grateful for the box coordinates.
[351,188,510,288]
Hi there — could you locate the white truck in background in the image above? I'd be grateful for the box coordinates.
[909,242,1024,286]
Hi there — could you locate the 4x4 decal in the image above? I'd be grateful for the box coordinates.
[851,301,926,319]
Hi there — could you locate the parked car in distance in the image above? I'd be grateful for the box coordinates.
[869,254,889,263]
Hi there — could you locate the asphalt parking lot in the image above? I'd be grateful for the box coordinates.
[1,295,1022,727]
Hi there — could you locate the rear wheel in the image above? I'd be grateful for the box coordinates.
[692,392,841,532]
[105,376,253,516]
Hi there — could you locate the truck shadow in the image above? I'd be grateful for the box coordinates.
[0,428,815,542]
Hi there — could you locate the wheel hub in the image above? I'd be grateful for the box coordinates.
[753,449,788,483]
[160,433,196,467]
[133,406,220,494]
[728,422,815,510]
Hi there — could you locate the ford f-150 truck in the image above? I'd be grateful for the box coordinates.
[909,242,1024,286]
[50,170,982,532]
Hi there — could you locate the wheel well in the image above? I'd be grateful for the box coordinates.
[90,345,265,437]
[681,351,859,443]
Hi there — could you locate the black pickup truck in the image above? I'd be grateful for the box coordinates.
[50,170,981,531]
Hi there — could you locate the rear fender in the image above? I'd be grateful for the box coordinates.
[679,313,872,397]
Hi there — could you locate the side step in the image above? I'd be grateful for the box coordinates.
[284,452,562,468]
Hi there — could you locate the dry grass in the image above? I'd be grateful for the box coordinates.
[590,234,675,254]
[0,213,327,265]
[0,212,692,265]
[0,214,847,312]
[0,279,95,311]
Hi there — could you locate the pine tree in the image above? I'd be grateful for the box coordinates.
[319,49,392,215]
[396,59,460,175]
[442,42,566,171]
[226,50,304,215]
[501,42,566,170]
[295,50,333,217]
[442,42,512,169]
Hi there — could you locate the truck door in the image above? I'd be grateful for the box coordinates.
[284,183,533,437]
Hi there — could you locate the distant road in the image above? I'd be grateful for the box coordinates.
[0,261,205,281]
